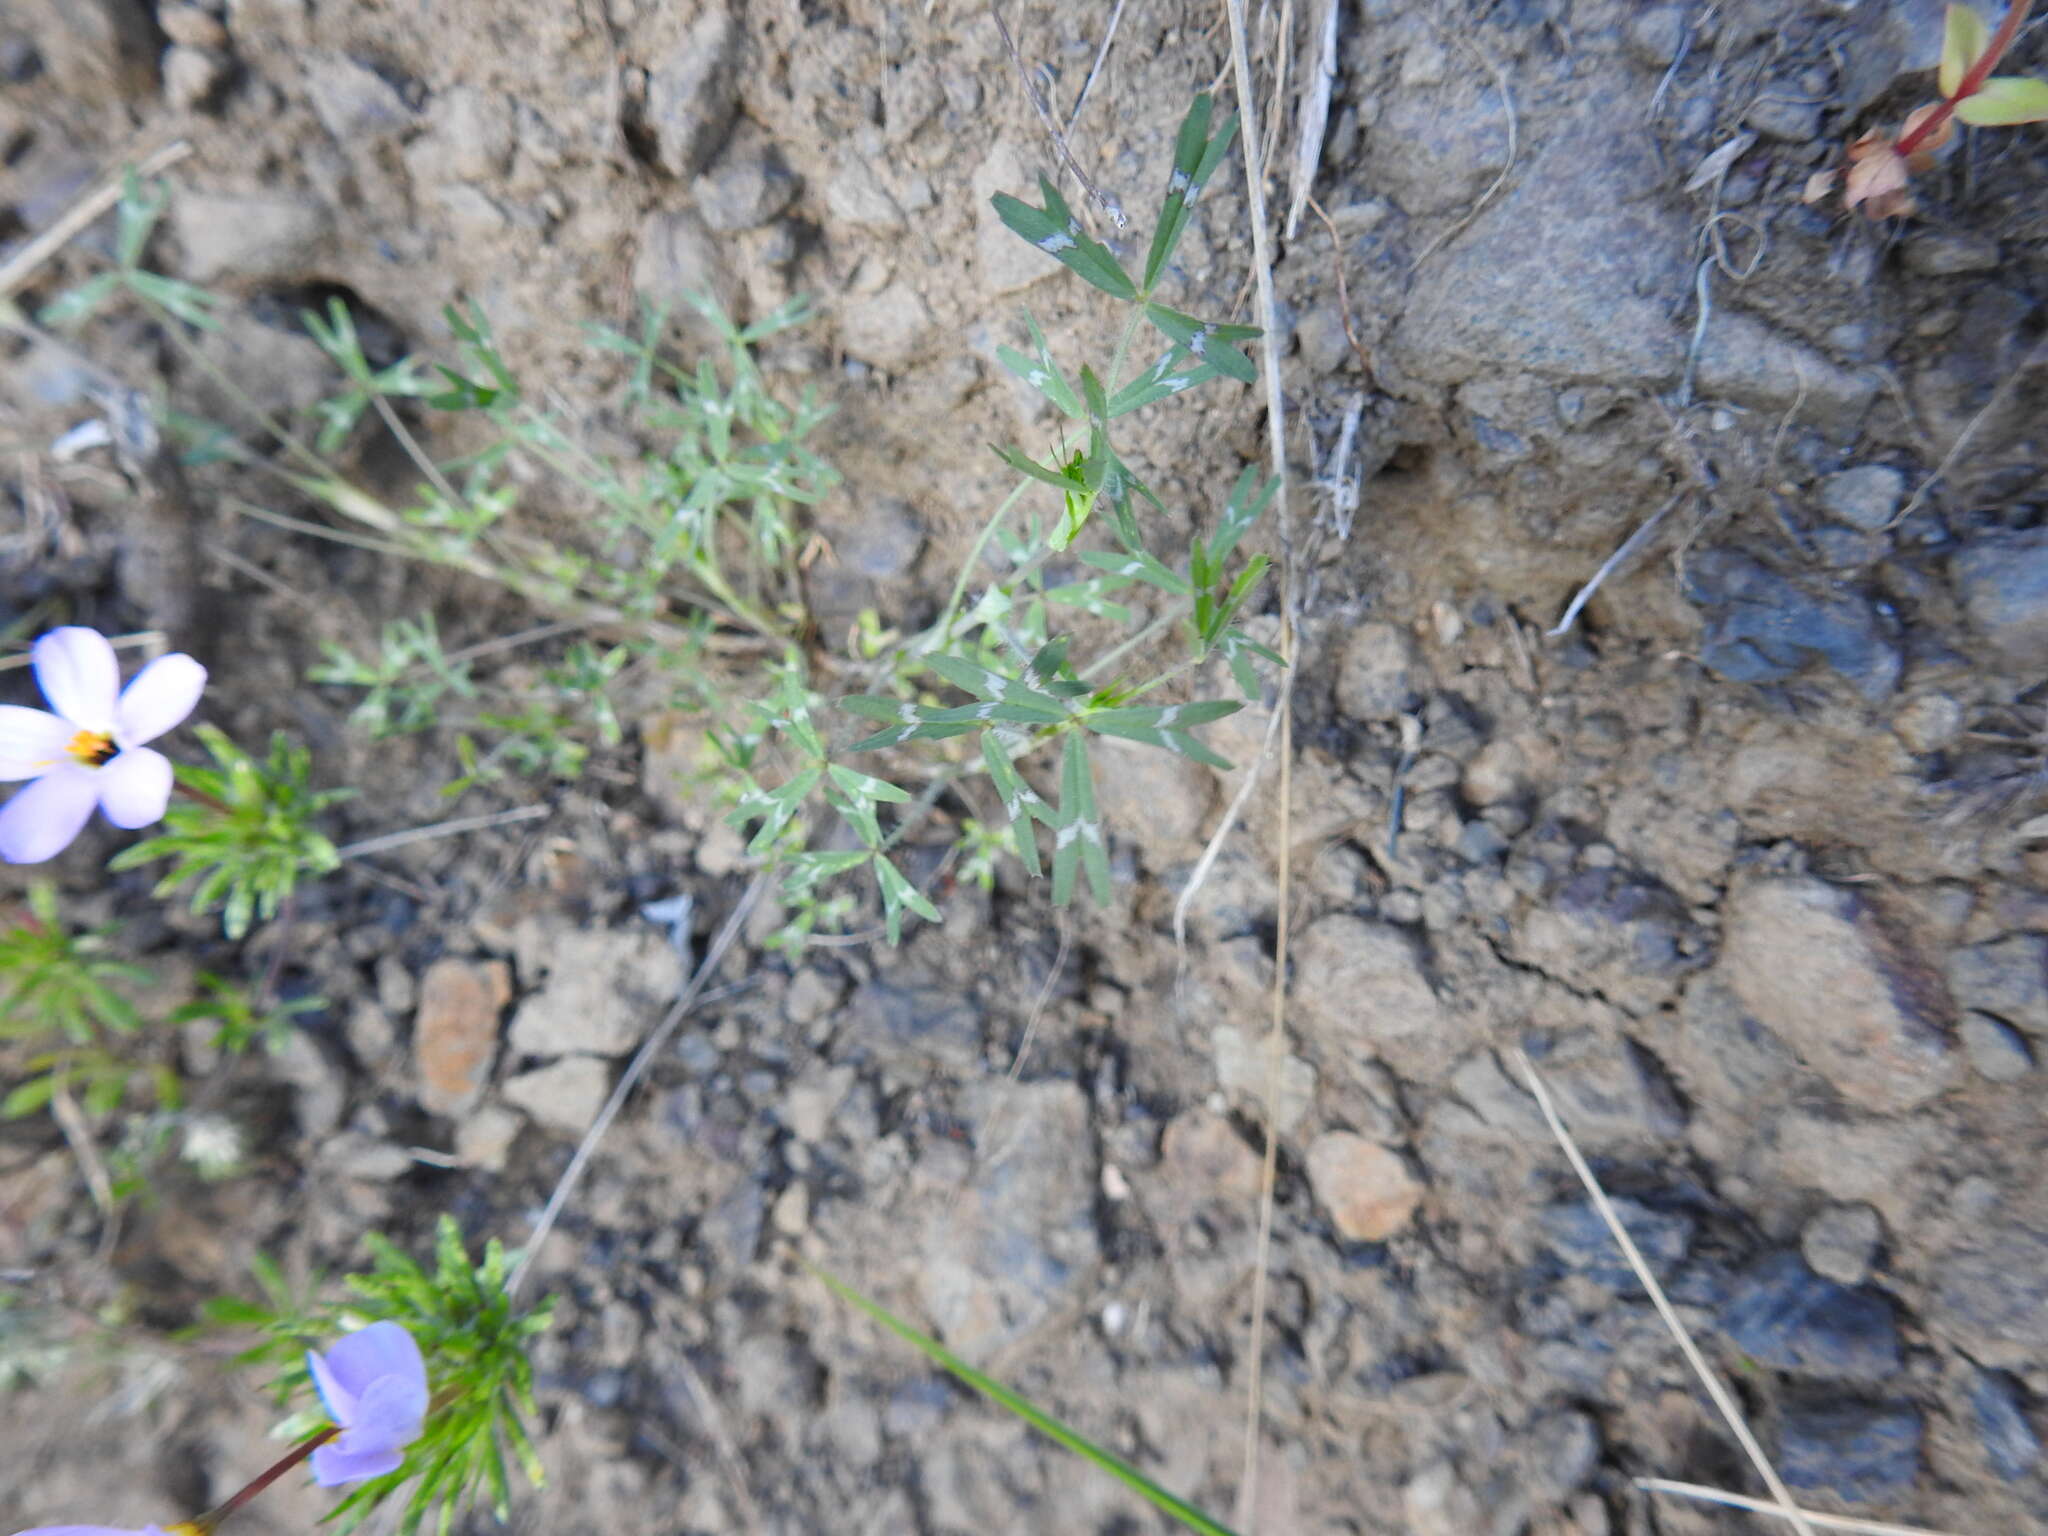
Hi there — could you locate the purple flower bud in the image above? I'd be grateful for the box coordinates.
[305,1320,429,1487]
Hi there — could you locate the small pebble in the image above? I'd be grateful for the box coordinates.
[1801,1203,1882,1286]
[1960,1011,2033,1083]
[1819,465,1905,532]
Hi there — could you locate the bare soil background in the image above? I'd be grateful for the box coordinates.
[4,0,2048,1532]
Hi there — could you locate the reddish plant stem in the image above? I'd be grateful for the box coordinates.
[172,778,233,815]
[1896,0,2034,155]
[190,1424,338,1532]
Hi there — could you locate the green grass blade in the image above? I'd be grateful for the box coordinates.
[809,1263,1241,1536]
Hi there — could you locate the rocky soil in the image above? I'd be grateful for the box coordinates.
[5,0,2048,1533]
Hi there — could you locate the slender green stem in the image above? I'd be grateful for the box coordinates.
[927,481,1030,651]
[1083,599,1188,683]
[144,293,329,479]
[1104,301,1147,399]
[371,393,466,513]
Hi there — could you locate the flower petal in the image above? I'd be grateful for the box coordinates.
[310,1440,404,1488]
[306,1345,359,1426]
[115,654,206,747]
[0,707,78,780]
[10,1527,169,1535]
[95,749,173,830]
[316,1320,427,1407]
[32,628,120,732]
[346,1370,428,1452]
[0,767,100,863]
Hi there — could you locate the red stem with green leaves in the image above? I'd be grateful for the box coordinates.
[1896,0,2034,155]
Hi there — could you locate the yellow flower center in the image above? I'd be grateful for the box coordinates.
[66,728,116,767]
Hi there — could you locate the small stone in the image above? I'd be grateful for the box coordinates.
[345,999,395,1065]
[304,52,415,141]
[1902,232,2001,276]
[455,1104,523,1171]
[1720,877,1956,1113]
[632,208,740,329]
[172,191,332,283]
[1159,1107,1263,1204]
[1801,1204,1881,1286]
[833,494,925,580]
[1624,6,1687,65]
[1946,935,2048,1035]
[842,978,979,1069]
[646,7,740,178]
[0,34,41,83]
[1892,693,1962,754]
[322,1133,413,1182]
[1744,94,1821,141]
[1461,738,1525,807]
[973,142,1054,293]
[1095,735,1215,864]
[162,45,227,110]
[838,281,932,373]
[695,819,746,876]
[404,87,515,183]
[1960,1011,2033,1082]
[825,150,904,229]
[782,1065,853,1141]
[1294,914,1468,1082]
[1969,1368,2040,1481]
[1719,1251,1902,1380]
[1537,1196,1693,1294]
[1683,548,1899,699]
[1936,1226,2048,1363]
[506,929,683,1058]
[1305,1132,1423,1241]
[413,957,513,1116]
[1335,621,1422,720]
[702,1179,765,1266]
[1403,1460,1481,1536]
[1780,1400,1921,1502]
[375,954,416,1014]
[731,1332,820,1418]
[1211,1024,1316,1133]
[503,1056,610,1135]
[1692,312,1877,435]
[784,969,841,1028]
[1818,465,1905,531]
[1295,302,1355,375]
[158,5,228,48]
[919,1081,1096,1354]
[771,1180,809,1236]
[1954,528,2048,670]
[276,1031,346,1138]
[692,125,799,232]
[1516,870,1705,1017]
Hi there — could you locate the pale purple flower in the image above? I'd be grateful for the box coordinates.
[9,1526,173,1535]
[0,627,206,864]
[306,1320,429,1487]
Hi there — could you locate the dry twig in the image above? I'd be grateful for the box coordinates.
[0,140,192,299]
[1514,1049,1818,1536]
[1286,0,1341,239]
[507,871,771,1300]
[1635,1479,1966,1536]
[1547,491,1686,638]
[990,3,1127,229]
[1408,35,1517,270]
[1221,0,1299,1523]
